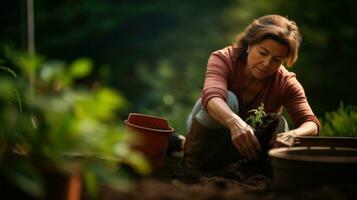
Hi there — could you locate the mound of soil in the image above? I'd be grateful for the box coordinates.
[101,156,357,200]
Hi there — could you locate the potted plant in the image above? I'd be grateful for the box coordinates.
[0,49,150,199]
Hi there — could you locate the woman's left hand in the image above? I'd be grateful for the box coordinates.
[274,131,297,147]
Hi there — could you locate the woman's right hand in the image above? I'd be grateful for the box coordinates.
[206,97,261,161]
[228,117,261,161]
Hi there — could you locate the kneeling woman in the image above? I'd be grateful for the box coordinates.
[183,15,320,171]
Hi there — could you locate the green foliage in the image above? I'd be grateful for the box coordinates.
[0,66,22,165]
[0,49,150,198]
[320,103,357,137]
[137,59,203,134]
[246,103,267,130]
[3,0,357,146]
[69,57,93,78]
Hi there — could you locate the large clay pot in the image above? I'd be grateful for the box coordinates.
[269,146,357,190]
[125,113,174,170]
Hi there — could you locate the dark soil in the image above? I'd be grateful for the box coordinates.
[253,113,280,156]
[101,156,357,200]
[100,114,357,200]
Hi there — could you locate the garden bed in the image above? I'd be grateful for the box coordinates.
[101,156,357,200]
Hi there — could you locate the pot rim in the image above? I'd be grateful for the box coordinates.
[268,147,357,163]
[125,120,174,134]
[128,112,169,121]
[296,136,357,140]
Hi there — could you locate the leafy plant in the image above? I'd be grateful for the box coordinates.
[320,102,357,137]
[0,65,22,163]
[246,103,267,130]
[0,49,150,198]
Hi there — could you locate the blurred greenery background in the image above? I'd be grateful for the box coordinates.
[1,0,357,135]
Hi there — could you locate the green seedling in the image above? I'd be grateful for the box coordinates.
[246,103,267,130]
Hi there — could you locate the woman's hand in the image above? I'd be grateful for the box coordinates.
[274,122,319,148]
[206,97,262,161]
[274,131,297,147]
[228,117,261,161]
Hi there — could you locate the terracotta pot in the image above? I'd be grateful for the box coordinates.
[125,113,174,170]
[42,169,81,200]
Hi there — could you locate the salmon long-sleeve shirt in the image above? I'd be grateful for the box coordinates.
[201,46,321,132]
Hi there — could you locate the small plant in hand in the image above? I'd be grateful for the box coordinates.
[245,103,280,154]
[246,103,267,131]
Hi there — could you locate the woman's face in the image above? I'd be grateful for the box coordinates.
[246,39,288,80]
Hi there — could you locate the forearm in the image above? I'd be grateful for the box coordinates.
[206,97,245,130]
[290,121,319,136]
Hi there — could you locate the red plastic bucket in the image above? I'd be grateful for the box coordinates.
[124,113,174,170]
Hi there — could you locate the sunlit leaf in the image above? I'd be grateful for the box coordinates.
[69,57,93,78]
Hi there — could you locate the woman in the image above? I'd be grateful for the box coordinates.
[183,15,320,170]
